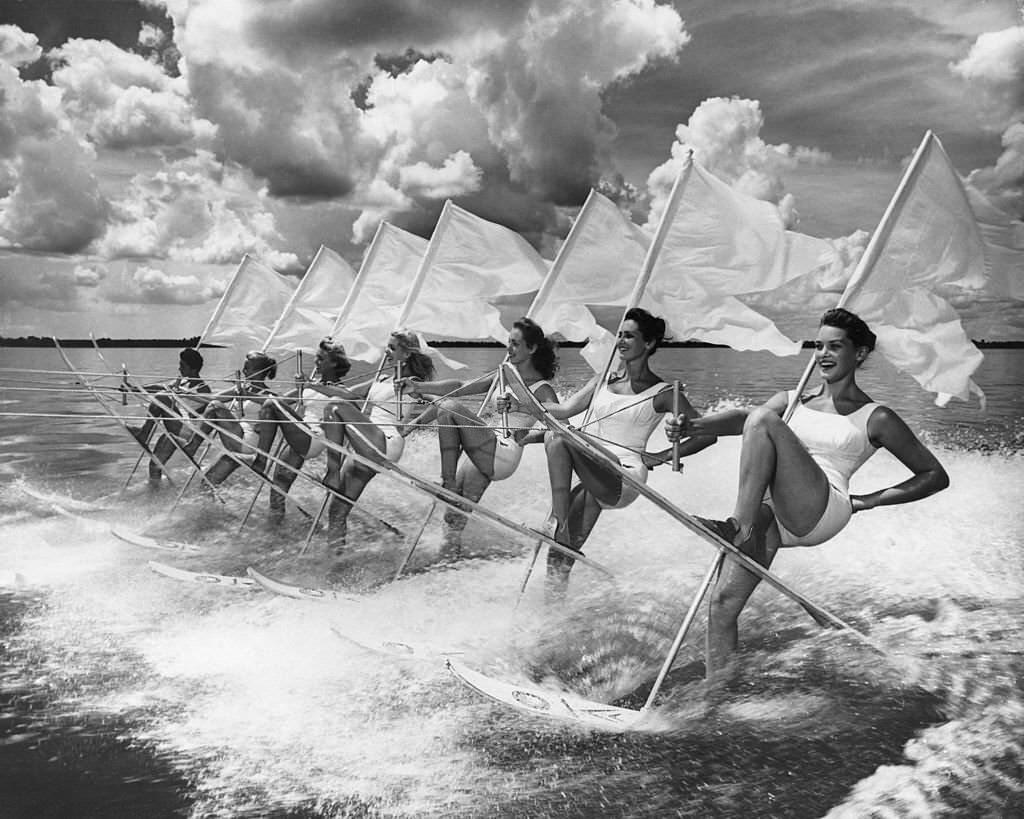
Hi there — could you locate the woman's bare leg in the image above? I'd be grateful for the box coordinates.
[544,484,603,596]
[322,401,389,552]
[705,504,781,678]
[269,446,304,525]
[442,459,491,558]
[436,399,495,486]
[732,407,832,544]
[326,460,375,554]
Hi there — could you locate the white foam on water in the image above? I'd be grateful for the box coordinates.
[1,433,1022,816]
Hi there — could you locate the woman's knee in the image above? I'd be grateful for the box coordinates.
[323,401,346,422]
[436,397,465,423]
[543,430,568,456]
[743,405,782,435]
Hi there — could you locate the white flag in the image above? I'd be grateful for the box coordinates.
[402,202,549,343]
[531,190,649,370]
[199,254,296,359]
[843,132,986,405]
[645,160,836,356]
[332,223,428,364]
[263,246,356,355]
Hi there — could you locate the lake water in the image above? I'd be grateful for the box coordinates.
[1,344,1022,818]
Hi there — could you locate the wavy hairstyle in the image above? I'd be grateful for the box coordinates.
[390,330,435,381]
[820,308,876,359]
[317,337,352,381]
[244,350,278,382]
[513,317,558,380]
[623,307,668,354]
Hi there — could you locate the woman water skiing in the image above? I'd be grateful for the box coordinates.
[187,351,279,487]
[666,307,949,678]
[126,347,211,488]
[250,338,353,524]
[502,307,716,595]
[319,330,435,552]
[399,317,559,557]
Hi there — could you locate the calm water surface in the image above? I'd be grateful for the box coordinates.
[0,345,1022,818]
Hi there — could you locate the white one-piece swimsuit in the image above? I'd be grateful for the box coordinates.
[586,379,669,510]
[773,390,879,547]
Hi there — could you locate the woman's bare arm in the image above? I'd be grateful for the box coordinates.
[851,406,949,512]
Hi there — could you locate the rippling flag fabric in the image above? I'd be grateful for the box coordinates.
[329,222,428,364]
[530,190,649,371]
[402,201,549,344]
[842,132,987,406]
[641,158,837,357]
[198,254,296,359]
[262,246,356,355]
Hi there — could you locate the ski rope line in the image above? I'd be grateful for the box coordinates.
[1,370,670,449]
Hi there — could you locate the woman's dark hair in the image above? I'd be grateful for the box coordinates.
[317,337,352,380]
[244,350,277,381]
[179,347,204,371]
[820,308,876,353]
[623,307,667,354]
[390,330,435,381]
[513,317,558,380]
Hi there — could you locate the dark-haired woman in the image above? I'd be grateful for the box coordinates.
[320,330,436,550]
[666,307,949,677]
[503,307,717,593]
[402,317,560,556]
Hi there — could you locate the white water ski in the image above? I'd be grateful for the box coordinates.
[245,566,360,603]
[330,625,464,662]
[446,659,645,731]
[148,560,260,589]
[112,526,202,553]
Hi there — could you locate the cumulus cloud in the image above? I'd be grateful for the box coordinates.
[0,132,107,252]
[644,97,827,231]
[4,2,693,262]
[398,150,482,200]
[108,264,223,305]
[965,123,1024,218]
[0,29,108,253]
[0,24,42,67]
[465,1,688,203]
[952,22,1024,217]
[152,0,689,239]
[49,37,215,150]
[950,24,1024,124]
[94,150,300,271]
[73,264,104,287]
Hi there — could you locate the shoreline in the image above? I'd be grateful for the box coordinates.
[2,337,1022,349]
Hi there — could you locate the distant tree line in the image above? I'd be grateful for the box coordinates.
[1,335,1021,349]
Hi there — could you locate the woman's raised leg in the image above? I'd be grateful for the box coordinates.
[731,407,832,544]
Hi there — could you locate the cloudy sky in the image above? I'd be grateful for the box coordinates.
[0,0,1021,340]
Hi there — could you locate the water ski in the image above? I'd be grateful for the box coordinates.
[446,659,645,731]
[330,625,464,662]
[111,526,202,553]
[148,560,260,589]
[245,566,360,603]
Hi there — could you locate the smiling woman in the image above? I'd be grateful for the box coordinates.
[666,306,951,678]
